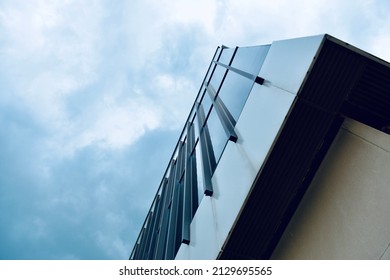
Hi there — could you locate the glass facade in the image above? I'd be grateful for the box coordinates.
[130,43,269,260]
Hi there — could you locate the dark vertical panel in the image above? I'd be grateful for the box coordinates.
[138,211,154,259]
[147,178,168,259]
[182,123,199,244]
[204,47,221,85]
[144,194,161,259]
[133,229,144,259]
[154,160,177,259]
[213,64,256,122]
[131,243,139,260]
[175,177,184,252]
[164,143,185,259]
[164,181,181,259]
[196,103,216,196]
[206,83,237,142]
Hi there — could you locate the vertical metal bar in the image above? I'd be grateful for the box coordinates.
[138,211,154,259]
[133,228,144,259]
[129,46,225,260]
[182,122,198,244]
[164,142,185,259]
[144,194,161,259]
[215,61,264,84]
[164,180,182,259]
[175,177,184,251]
[147,177,168,259]
[131,243,138,260]
[190,153,199,217]
[196,103,216,196]
[206,83,238,142]
[154,160,177,259]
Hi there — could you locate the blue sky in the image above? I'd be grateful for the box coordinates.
[1,0,389,260]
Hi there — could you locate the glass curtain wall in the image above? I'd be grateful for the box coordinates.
[130,44,270,260]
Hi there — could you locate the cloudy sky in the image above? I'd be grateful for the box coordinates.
[1,0,389,260]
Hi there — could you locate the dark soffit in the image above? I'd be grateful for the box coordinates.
[218,35,390,259]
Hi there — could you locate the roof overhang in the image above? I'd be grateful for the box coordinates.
[218,35,390,259]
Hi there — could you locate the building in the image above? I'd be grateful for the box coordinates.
[129,34,390,260]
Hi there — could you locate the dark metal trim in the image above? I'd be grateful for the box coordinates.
[216,61,265,84]
[182,123,199,244]
[153,160,177,259]
[196,103,216,196]
[206,82,238,142]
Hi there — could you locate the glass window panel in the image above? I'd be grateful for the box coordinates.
[209,65,226,93]
[218,48,235,65]
[231,45,270,75]
[214,46,222,61]
[206,107,228,163]
[193,116,200,149]
[196,85,206,104]
[204,63,216,85]
[217,70,254,121]
[195,142,204,203]
[199,91,212,122]
[188,107,196,125]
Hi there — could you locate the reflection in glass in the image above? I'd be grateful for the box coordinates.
[195,142,204,203]
[204,63,216,85]
[199,91,212,121]
[218,48,235,65]
[193,115,200,145]
[209,65,226,93]
[217,70,254,121]
[231,45,270,75]
[206,107,228,163]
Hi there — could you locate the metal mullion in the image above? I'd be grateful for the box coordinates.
[182,123,198,244]
[145,195,161,260]
[164,143,185,259]
[131,243,139,260]
[147,177,168,259]
[154,161,177,259]
[144,194,161,259]
[196,103,216,196]
[206,83,238,142]
[154,207,170,259]
[203,47,222,93]
[138,211,154,259]
[178,141,186,179]
[175,178,184,251]
[228,47,238,66]
[133,229,144,259]
[215,61,265,85]
[164,180,181,259]
[137,227,147,259]
[190,154,198,216]
[165,159,177,206]
[148,181,166,259]
[210,46,237,95]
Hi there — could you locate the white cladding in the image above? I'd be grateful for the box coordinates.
[175,35,324,259]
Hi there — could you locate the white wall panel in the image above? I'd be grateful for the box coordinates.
[212,83,295,254]
[175,197,220,260]
[259,35,324,94]
[176,83,295,259]
[176,36,320,260]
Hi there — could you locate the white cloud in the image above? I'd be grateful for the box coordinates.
[153,73,197,128]
[77,97,161,150]
[2,0,390,260]
[0,0,104,120]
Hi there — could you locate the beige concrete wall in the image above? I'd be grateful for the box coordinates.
[271,119,390,260]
